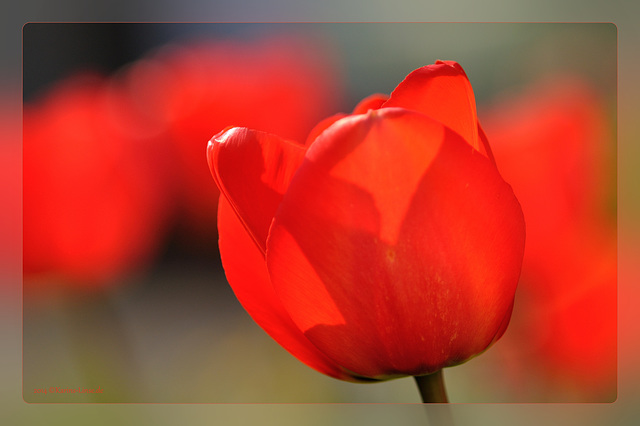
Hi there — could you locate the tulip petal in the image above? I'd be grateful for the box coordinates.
[477,122,496,165]
[352,93,389,114]
[217,197,360,382]
[383,60,482,153]
[304,113,347,147]
[304,94,389,147]
[267,108,525,378]
[207,127,306,254]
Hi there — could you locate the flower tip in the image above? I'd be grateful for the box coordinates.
[207,126,239,171]
[364,108,378,119]
[435,59,462,69]
[210,125,240,145]
[206,139,216,158]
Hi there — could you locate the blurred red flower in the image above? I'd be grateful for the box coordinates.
[23,35,344,291]
[0,94,21,276]
[23,73,173,291]
[118,36,344,244]
[482,76,617,401]
[208,61,526,381]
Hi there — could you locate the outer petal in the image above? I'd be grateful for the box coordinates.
[217,197,359,381]
[383,60,483,154]
[207,127,306,254]
[266,108,525,379]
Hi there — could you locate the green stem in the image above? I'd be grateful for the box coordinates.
[414,369,449,403]
[414,370,454,426]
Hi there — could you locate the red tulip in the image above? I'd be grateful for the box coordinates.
[481,76,616,400]
[119,36,343,243]
[23,73,173,290]
[0,95,21,277]
[208,61,526,381]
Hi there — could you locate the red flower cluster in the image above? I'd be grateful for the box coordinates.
[208,61,526,381]
[23,74,173,288]
[483,76,617,400]
[118,37,342,242]
[0,95,22,278]
[23,36,342,291]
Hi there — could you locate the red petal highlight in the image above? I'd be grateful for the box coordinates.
[217,197,358,381]
[267,108,525,378]
[207,127,306,254]
[383,60,481,153]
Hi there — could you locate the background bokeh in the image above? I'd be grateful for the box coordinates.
[20,21,618,401]
[2,2,639,426]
